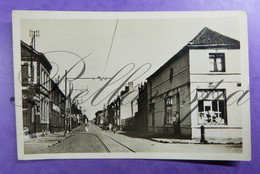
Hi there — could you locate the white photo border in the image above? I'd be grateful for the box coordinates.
[12,10,251,161]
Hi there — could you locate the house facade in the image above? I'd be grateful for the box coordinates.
[50,79,65,133]
[147,27,242,140]
[113,97,121,128]
[21,41,52,134]
[95,110,104,125]
[135,82,148,132]
[70,103,82,128]
[120,82,139,130]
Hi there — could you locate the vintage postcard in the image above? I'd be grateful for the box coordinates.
[12,11,251,160]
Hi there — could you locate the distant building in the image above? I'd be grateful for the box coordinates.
[21,41,52,134]
[95,110,102,125]
[147,27,242,140]
[106,97,120,128]
[50,79,65,133]
[135,82,148,132]
[107,102,115,126]
[113,97,121,128]
[71,103,82,128]
[120,82,139,130]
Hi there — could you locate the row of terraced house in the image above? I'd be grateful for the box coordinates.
[95,27,244,141]
[21,41,84,136]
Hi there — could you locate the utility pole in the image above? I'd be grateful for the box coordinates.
[63,75,112,132]
[64,70,67,134]
[29,30,40,136]
[69,82,72,132]
[29,30,40,82]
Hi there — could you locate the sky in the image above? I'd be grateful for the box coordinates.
[20,15,240,119]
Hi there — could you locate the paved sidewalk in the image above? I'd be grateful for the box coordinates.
[24,127,85,154]
[151,138,242,145]
[116,130,242,145]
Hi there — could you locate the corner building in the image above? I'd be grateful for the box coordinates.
[147,27,242,140]
[21,41,52,134]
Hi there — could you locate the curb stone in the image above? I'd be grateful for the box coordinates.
[151,138,242,145]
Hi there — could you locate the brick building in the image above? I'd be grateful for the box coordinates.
[119,82,139,130]
[135,82,148,132]
[49,79,65,133]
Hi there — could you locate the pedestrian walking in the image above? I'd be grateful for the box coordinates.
[113,124,117,134]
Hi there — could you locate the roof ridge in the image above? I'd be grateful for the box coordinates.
[147,27,240,80]
[188,27,208,45]
[187,27,240,47]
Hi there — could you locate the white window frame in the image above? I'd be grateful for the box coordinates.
[209,53,226,72]
[197,89,227,125]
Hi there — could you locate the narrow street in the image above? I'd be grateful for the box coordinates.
[25,123,242,154]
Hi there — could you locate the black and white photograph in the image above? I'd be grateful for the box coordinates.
[12,11,251,160]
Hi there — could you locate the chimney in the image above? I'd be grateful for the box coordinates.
[128,82,133,91]
[54,78,58,84]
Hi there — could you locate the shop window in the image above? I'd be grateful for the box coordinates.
[209,53,225,72]
[197,89,227,125]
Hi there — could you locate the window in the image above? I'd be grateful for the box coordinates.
[166,96,173,106]
[21,64,28,85]
[197,89,227,125]
[40,100,49,124]
[166,107,173,124]
[28,63,34,83]
[46,102,49,123]
[209,53,225,72]
[44,72,47,88]
[40,100,44,123]
[165,96,175,125]
[41,70,44,85]
[43,101,46,123]
[31,106,35,123]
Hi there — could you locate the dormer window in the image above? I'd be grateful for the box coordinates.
[209,53,225,72]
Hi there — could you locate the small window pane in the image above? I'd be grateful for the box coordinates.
[212,100,217,111]
[209,62,215,71]
[216,58,223,71]
[198,101,204,112]
[219,100,225,119]
[205,106,210,111]
[209,53,225,72]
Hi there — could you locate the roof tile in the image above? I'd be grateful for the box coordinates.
[188,27,240,47]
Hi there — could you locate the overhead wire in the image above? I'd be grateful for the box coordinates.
[103,19,119,75]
